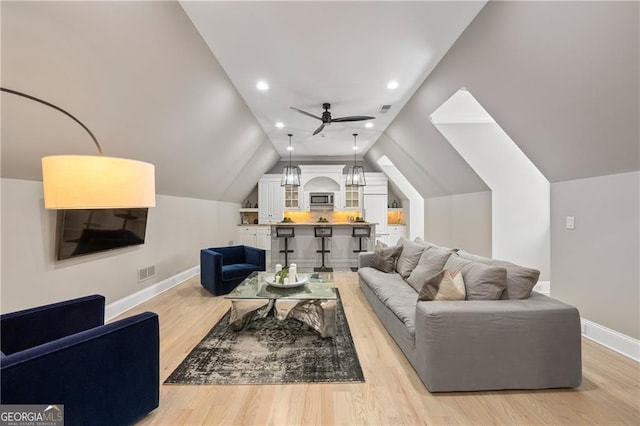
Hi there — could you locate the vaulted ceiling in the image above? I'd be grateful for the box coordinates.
[1,1,638,203]
[179,1,485,158]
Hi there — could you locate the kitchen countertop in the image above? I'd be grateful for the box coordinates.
[272,222,375,226]
[238,222,376,226]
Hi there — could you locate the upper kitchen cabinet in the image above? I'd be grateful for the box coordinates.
[258,175,284,223]
[343,184,361,210]
[284,185,302,210]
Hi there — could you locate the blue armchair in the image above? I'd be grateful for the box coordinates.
[200,245,266,295]
[1,295,159,426]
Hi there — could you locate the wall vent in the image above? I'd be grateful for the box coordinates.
[137,265,156,283]
[379,104,392,113]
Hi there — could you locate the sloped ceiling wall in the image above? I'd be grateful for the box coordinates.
[366,1,639,196]
[1,1,278,203]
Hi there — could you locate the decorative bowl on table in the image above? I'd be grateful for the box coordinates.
[265,273,309,288]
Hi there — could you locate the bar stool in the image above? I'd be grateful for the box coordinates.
[276,226,295,267]
[351,225,371,272]
[314,226,333,272]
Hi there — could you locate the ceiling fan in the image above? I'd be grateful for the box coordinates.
[291,103,375,136]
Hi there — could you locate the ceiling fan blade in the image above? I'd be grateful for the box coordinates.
[331,116,376,122]
[290,107,322,121]
[312,123,325,136]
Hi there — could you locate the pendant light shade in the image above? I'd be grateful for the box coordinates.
[345,133,366,187]
[281,133,301,187]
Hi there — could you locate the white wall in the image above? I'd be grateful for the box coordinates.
[551,172,640,339]
[425,191,492,257]
[1,178,239,312]
[433,122,550,280]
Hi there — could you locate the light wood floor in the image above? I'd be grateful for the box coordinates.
[118,271,640,425]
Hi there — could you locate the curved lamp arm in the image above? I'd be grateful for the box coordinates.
[0,87,103,155]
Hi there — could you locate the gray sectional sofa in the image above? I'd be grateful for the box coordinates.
[358,237,582,392]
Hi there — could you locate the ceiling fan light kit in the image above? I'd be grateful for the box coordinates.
[345,133,366,187]
[291,103,375,136]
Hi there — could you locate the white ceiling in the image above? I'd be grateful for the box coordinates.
[180,1,486,159]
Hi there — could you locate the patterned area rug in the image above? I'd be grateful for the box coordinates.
[165,290,364,385]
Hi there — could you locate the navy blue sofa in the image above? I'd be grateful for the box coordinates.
[0,295,159,426]
[200,245,266,295]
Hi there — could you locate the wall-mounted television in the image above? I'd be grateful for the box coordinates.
[57,208,148,260]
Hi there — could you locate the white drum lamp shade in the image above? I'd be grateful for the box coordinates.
[42,155,156,209]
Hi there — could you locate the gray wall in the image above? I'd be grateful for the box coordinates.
[425,191,492,257]
[367,1,639,338]
[1,178,239,313]
[1,1,279,203]
[551,172,639,339]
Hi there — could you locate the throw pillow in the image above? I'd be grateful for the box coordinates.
[370,241,403,273]
[457,250,540,300]
[443,254,507,300]
[395,237,426,279]
[405,247,455,292]
[418,269,466,301]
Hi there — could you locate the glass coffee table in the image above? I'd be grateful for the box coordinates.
[225,271,337,338]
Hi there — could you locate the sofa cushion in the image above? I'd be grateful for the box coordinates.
[222,263,260,281]
[358,267,417,334]
[457,250,540,300]
[371,241,403,273]
[444,255,507,300]
[395,237,426,278]
[406,247,455,292]
[418,270,466,301]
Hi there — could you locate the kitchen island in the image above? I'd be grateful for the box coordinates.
[268,222,376,270]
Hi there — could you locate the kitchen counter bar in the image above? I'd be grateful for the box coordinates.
[269,223,375,269]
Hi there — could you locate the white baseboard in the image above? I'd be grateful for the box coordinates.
[105,265,200,321]
[581,318,640,362]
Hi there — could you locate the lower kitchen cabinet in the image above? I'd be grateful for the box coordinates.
[387,225,407,246]
[237,226,271,251]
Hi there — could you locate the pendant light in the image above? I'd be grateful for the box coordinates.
[280,133,301,187]
[345,133,366,187]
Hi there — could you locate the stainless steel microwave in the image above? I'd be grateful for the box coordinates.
[309,192,334,210]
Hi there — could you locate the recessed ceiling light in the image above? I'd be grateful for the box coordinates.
[256,81,269,91]
[387,80,399,90]
[365,122,374,128]
[276,122,284,128]
[287,146,293,151]
[352,146,359,151]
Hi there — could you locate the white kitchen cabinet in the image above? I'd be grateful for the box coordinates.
[283,185,301,210]
[343,183,361,210]
[364,193,388,237]
[388,225,407,246]
[363,173,388,242]
[237,226,271,251]
[256,227,272,251]
[258,175,284,223]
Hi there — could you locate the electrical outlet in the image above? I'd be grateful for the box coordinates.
[566,216,575,230]
[581,323,587,334]
[228,240,234,245]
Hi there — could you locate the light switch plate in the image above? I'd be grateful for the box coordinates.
[566,216,575,230]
